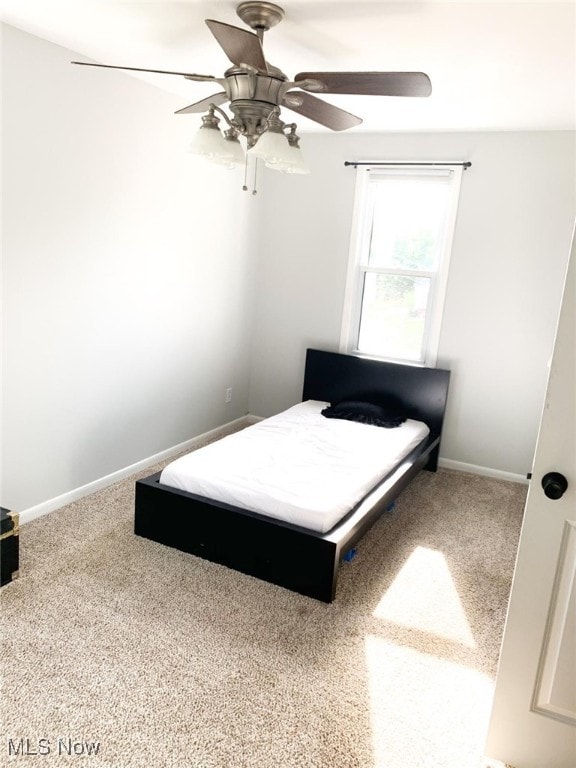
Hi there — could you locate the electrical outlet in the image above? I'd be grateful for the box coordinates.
[225,387,232,404]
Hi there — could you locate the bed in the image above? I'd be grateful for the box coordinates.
[134,348,451,602]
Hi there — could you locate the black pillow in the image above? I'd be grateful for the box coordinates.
[321,400,406,428]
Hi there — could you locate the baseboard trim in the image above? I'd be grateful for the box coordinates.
[439,458,529,485]
[19,415,256,525]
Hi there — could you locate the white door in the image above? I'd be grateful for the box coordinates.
[485,227,576,767]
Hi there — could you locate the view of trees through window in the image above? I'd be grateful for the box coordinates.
[358,273,431,361]
[353,171,454,363]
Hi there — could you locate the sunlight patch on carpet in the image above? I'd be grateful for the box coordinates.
[365,635,495,768]
[372,545,476,647]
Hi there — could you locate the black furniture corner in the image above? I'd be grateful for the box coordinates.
[1,507,20,586]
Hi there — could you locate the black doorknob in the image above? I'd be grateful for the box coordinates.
[541,472,568,500]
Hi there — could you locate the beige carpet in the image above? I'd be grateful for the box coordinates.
[1,452,525,768]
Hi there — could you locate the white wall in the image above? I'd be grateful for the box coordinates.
[1,24,259,511]
[248,131,575,477]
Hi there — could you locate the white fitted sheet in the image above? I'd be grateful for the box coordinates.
[160,400,430,534]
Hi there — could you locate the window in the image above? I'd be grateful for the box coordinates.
[340,165,463,366]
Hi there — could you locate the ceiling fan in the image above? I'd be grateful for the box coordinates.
[72,2,431,180]
[72,1,431,131]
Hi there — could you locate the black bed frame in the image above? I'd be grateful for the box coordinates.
[134,349,450,602]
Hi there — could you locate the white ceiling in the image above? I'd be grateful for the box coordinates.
[1,1,575,134]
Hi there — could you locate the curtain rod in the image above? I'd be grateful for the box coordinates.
[344,161,472,169]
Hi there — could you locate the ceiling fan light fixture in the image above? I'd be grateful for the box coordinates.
[263,140,309,174]
[281,145,310,175]
[188,110,230,162]
[249,129,292,168]
[274,130,310,174]
[212,128,246,169]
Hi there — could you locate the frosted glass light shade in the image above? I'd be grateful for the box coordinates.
[249,130,292,168]
[274,144,310,175]
[188,125,228,160]
[215,134,245,169]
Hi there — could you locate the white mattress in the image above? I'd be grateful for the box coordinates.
[160,400,430,534]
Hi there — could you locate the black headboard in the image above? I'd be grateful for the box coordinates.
[302,349,451,438]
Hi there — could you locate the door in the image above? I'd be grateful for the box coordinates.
[485,227,576,767]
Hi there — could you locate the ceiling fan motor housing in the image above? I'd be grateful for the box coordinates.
[225,66,290,142]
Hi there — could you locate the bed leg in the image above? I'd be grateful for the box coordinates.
[424,445,440,472]
[308,546,339,603]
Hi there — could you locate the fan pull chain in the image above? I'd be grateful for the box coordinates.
[242,155,258,195]
[242,152,249,192]
[252,158,258,195]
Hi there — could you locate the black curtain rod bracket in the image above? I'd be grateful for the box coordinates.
[344,161,471,169]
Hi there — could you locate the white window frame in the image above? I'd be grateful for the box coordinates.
[340,163,464,367]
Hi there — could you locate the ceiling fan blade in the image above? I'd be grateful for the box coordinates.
[205,19,267,72]
[175,93,229,115]
[294,72,432,97]
[282,92,362,131]
[71,61,217,82]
